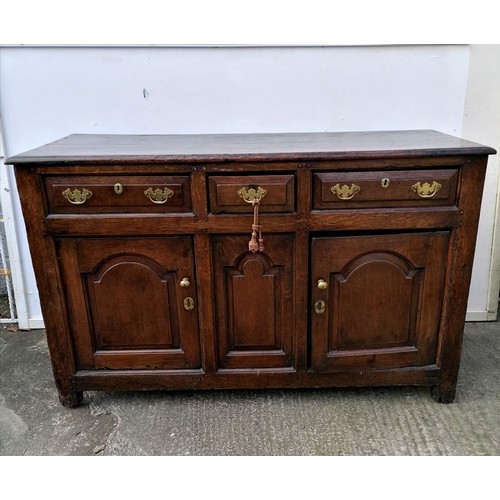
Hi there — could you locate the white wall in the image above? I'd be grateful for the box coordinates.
[1,45,495,325]
[462,45,500,320]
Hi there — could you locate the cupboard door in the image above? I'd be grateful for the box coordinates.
[212,234,294,370]
[58,237,201,370]
[311,232,449,371]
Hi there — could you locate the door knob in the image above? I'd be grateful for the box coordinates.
[180,277,191,288]
[317,279,328,290]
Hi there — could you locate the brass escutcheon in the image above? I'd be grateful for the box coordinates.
[314,300,326,315]
[237,186,267,204]
[144,187,174,204]
[183,297,195,311]
[331,183,361,200]
[62,188,93,205]
[114,183,123,194]
[411,181,442,198]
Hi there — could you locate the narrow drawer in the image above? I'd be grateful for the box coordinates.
[313,169,459,209]
[45,175,192,213]
[208,174,295,214]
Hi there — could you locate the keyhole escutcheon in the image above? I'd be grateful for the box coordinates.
[183,297,195,311]
[314,300,326,315]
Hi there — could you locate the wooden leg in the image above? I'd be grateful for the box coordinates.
[58,388,84,408]
[431,384,456,404]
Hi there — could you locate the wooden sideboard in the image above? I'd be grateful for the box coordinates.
[7,130,496,406]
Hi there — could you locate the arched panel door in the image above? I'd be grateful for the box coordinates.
[212,234,294,370]
[311,232,450,371]
[57,237,200,370]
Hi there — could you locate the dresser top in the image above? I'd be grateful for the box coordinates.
[7,130,496,165]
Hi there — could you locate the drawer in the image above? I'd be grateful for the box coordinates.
[209,174,295,214]
[313,169,459,209]
[45,175,192,213]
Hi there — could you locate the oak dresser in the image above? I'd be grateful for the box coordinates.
[7,130,496,406]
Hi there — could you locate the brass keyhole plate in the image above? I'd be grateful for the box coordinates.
[183,297,195,311]
[314,300,326,314]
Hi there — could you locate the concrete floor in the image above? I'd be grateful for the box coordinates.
[1,319,499,456]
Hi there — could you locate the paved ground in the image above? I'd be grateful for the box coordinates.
[0,318,499,456]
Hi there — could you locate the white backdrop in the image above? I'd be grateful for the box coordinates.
[0,45,496,325]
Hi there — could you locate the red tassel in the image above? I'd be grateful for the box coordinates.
[249,228,259,253]
[248,199,264,253]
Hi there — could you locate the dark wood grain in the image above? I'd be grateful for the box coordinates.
[10,131,494,406]
[433,157,489,402]
[293,168,311,371]
[208,174,295,213]
[43,207,461,238]
[73,366,441,392]
[58,237,201,370]
[212,234,295,370]
[313,169,459,209]
[13,168,82,406]
[193,233,217,373]
[311,232,449,371]
[7,130,496,165]
[45,174,192,214]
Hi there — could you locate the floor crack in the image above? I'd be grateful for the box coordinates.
[90,406,120,456]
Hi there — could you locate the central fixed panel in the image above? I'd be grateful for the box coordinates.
[212,234,295,370]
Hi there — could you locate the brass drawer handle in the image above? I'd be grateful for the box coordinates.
[237,186,267,253]
[237,186,267,204]
[331,183,360,200]
[411,181,442,198]
[144,187,174,204]
[62,188,93,205]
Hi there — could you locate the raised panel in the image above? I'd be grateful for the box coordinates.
[228,254,282,350]
[313,169,459,209]
[209,175,295,213]
[331,253,422,351]
[86,256,180,350]
[212,234,294,369]
[58,237,201,370]
[311,232,450,371]
[45,175,192,214]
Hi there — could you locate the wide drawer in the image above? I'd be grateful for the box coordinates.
[313,169,459,209]
[208,174,295,214]
[45,175,192,213]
